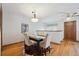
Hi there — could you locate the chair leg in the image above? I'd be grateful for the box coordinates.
[44,50,47,56]
[48,47,50,53]
[45,52,46,56]
[49,50,50,53]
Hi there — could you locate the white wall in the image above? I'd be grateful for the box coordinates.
[2,8,26,45]
[51,21,64,43]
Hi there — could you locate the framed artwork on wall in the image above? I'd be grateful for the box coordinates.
[21,23,29,33]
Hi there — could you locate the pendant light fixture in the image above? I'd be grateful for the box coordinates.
[31,10,38,22]
[66,13,75,22]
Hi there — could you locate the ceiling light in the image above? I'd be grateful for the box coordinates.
[31,18,38,22]
[66,16,75,22]
[31,10,38,22]
[66,17,72,21]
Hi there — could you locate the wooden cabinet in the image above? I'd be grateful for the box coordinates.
[64,21,76,41]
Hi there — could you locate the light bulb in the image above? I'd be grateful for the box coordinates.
[31,18,38,22]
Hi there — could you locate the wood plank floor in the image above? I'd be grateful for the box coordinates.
[2,42,24,56]
[2,40,79,56]
[49,40,79,56]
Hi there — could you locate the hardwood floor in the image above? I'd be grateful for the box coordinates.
[49,40,79,56]
[1,40,79,56]
[2,42,24,56]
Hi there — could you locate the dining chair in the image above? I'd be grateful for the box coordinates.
[23,32,37,46]
[40,33,51,55]
[22,32,37,55]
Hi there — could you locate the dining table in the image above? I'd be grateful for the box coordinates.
[29,36,43,47]
[29,35,45,55]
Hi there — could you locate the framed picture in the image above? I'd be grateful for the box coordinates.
[21,24,29,33]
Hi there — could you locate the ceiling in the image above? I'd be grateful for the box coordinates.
[2,3,79,22]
